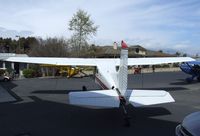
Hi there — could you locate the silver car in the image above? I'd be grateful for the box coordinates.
[0,74,11,81]
[176,111,200,136]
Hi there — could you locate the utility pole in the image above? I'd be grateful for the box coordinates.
[15,35,20,54]
[113,42,118,58]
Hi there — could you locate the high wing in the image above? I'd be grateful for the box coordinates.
[127,57,195,65]
[5,57,97,66]
[5,57,195,66]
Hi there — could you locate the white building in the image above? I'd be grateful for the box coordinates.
[0,53,28,77]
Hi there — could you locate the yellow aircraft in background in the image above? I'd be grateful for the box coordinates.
[40,64,84,78]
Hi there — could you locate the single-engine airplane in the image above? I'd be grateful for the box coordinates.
[180,61,200,83]
[5,41,195,126]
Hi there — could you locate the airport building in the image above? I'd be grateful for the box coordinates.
[0,53,28,77]
[93,45,175,58]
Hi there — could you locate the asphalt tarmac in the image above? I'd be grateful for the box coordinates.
[0,85,16,103]
[0,71,200,136]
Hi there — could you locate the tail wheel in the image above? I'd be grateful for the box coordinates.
[82,86,87,91]
[197,77,200,82]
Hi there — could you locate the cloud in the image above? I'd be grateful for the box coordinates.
[0,27,33,38]
[0,0,199,54]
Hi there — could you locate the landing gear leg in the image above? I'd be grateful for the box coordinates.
[186,77,193,83]
[186,75,195,83]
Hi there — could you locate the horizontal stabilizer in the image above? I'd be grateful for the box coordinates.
[69,90,120,108]
[128,90,175,107]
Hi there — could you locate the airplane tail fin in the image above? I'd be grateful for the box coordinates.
[69,41,174,109]
[118,41,128,96]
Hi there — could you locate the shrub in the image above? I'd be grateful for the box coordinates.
[23,69,36,78]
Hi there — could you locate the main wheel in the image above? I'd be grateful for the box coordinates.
[82,86,87,91]
[186,78,192,83]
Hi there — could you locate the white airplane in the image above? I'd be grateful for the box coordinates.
[5,41,194,125]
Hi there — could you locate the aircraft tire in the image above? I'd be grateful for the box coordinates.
[197,77,200,82]
[186,78,192,83]
[82,86,87,91]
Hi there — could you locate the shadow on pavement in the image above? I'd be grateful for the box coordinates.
[0,95,178,136]
[0,75,183,136]
[31,88,101,94]
[0,81,22,103]
[170,80,200,85]
[32,90,76,94]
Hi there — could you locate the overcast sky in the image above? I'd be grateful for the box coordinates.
[0,0,200,55]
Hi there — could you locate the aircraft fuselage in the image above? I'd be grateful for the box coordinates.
[95,64,118,90]
[180,61,200,82]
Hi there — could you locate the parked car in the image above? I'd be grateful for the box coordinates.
[0,75,11,81]
[0,68,11,81]
[176,111,200,136]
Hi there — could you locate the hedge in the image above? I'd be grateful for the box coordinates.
[23,69,36,78]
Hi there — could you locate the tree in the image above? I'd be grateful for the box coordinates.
[195,53,199,58]
[29,37,69,57]
[68,9,98,57]
[183,53,187,57]
[175,52,181,57]
[23,37,38,53]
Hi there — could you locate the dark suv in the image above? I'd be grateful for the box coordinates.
[176,111,200,136]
